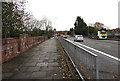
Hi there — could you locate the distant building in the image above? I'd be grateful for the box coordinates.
[56,31,68,35]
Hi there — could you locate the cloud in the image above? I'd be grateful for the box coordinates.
[25,0,119,30]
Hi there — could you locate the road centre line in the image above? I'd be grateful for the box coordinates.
[71,41,120,62]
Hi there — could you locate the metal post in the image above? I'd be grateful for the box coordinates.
[74,44,76,64]
[95,56,99,79]
[88,26,90,37]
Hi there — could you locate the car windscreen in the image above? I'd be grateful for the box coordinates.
[77,35,83,37]
[100,32,106,34]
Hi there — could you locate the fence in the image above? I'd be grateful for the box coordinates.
[2,35,48,63]
[58,37,99,79]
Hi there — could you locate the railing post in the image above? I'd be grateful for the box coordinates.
[95,56,99,79]
[74,44,76,64]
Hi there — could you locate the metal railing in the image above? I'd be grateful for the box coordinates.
[58,37,99,80]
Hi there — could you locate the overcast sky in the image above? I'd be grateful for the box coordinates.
[25,0,119,31]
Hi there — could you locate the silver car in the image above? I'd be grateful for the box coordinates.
[74,35,84,42]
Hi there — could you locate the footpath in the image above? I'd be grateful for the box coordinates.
[2,37,79,79]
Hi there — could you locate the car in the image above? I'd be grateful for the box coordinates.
[60,35,64,37]
[63,35,68,38]
[74,35,84,42]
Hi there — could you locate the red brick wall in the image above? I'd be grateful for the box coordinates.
[2,35,48,63]
[2,39,18,62]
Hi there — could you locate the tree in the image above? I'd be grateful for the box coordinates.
[2,1,53,38]
[68,28,74,36]
[94,22,104,30]
[2,2,15,38]
[2,1,26,38]
[87,26,98,36]
[74,16,87,35]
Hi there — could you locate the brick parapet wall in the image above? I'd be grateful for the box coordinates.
[2,35,48,63]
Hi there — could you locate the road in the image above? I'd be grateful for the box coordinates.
[68,37,118,58]
[67,37,119,79]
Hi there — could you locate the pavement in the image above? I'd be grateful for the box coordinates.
[2,37,77,79]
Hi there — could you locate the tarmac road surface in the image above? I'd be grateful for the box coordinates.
[68,37,119,79]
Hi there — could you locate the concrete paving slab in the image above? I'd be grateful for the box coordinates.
[11,72,32,79]
[48,59,54,63]
[48,63,59,67]
[19,67,29,72]
[24,63,36,67]
[2,73,13,79]
[36,63,48,67]
[31,71,46,78]
[25,66,40,72]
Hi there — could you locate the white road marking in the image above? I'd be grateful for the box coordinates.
[73,41,120,62]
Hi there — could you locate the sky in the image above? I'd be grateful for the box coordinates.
[25,0,119,31]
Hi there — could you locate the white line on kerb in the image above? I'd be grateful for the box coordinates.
[74,42,120,62]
